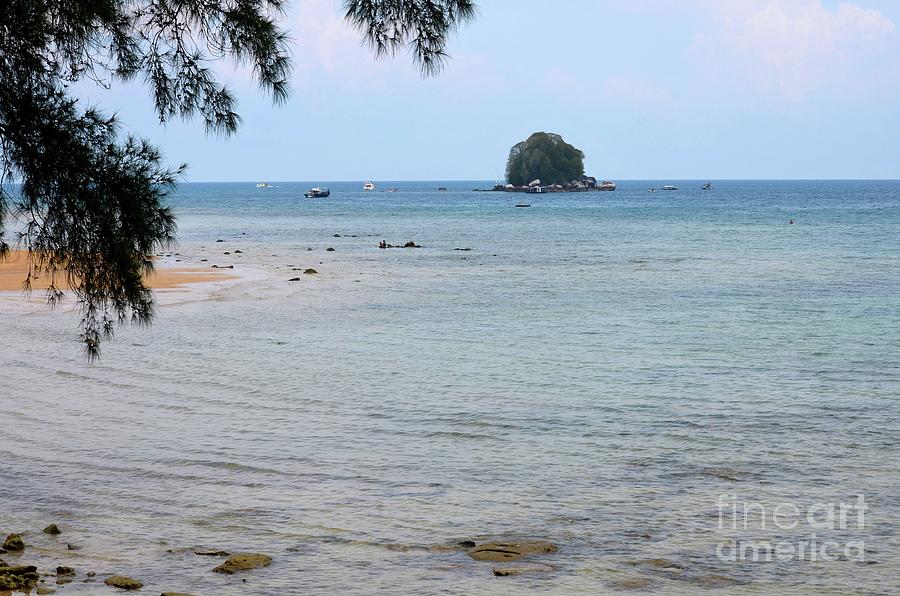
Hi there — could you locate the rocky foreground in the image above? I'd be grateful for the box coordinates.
[1,524,746,592]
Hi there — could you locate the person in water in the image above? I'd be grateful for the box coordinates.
[789,219,795,224]
[379,240,387,249]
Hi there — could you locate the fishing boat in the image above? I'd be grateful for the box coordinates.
[363,181,376,191]
[598,180,617,191]
[661,185,678,191]
[304,187,330,198]
[256,182,272,188]
[515,203,531,208]
[702,182,713,190]
[386,187,398,193]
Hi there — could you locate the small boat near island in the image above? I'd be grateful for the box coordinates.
[304,187,330,198]
[661,185,678,191]
[598,180,617,191]
[363,181,376,191]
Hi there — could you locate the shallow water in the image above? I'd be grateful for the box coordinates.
[1,180,899,594]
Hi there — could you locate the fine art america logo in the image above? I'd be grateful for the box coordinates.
[716,494,867,562]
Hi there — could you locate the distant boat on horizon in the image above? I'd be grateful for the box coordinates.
[702,182,713,190]
[648,187,657,193]
[304,187,330,198]
[661,185,678,191]
[256,182,273,188]
[386,187,398,193]
[363,181,376,191]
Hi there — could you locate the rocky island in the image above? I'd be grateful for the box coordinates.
[495,131,615,193]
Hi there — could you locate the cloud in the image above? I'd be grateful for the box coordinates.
[693,1,900,99]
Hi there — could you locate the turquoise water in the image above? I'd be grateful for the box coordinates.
[1,180,899,594]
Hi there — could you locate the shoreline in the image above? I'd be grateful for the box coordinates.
[0,250,236,293]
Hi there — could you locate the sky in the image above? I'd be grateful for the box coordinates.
[74,0,900,181]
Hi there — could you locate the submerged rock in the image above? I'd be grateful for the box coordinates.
[104,575,143,590]
[326,247,335,252]
[36,587,56,595]
[402,241,421,248]
[467,541,557,562]
[628,558,684,574]
[288,277,300,282]
[303,268,317,274]
[610,577,652,590]
[212,553,272,574]
[2,534,24,551]
[690,574,739,588]
[193,548,230,557]
[492,563,555,576]
[43,524,61,535]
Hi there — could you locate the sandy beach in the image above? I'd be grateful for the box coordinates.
[0,250,235,292]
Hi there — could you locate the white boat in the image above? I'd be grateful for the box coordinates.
[386,187,398,193]
[363,181,376,191]
[304,187,330,198]
[256,182,272,188]
[648,187,657,193]
[661,185,678,191]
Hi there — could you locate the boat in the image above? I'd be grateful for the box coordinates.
[437,187,448,192]
[515,203,531,208]
[386,187,398,193]
[363,181,376,191]
[702,182,713,190]
[648,187,657,193]
[256,182,272,188]
[661,185,678,191]
[598,180,617,191]
[304,187,330,198]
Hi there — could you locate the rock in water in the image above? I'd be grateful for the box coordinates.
[104,575,143,590]
[212,553,272,574]
[56,566,75,576]
[303,268,318,274]
[0,564,39,591]
[43,524,62,535]
[2,534,24,551]
[610,578,652,589]
[193,548,230,557]
[467,541,558,562]
[492,564,555,576]
[36,587,56,595]
[627,558,685,574]
[161,593,196,596]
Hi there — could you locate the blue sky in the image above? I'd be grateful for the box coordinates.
[75,0,900,181]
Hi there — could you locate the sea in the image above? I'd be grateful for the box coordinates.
[1,180,898,594]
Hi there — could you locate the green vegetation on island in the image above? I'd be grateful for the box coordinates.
[505,132,585,186]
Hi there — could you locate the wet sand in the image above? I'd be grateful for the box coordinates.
[0,250,235,292]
